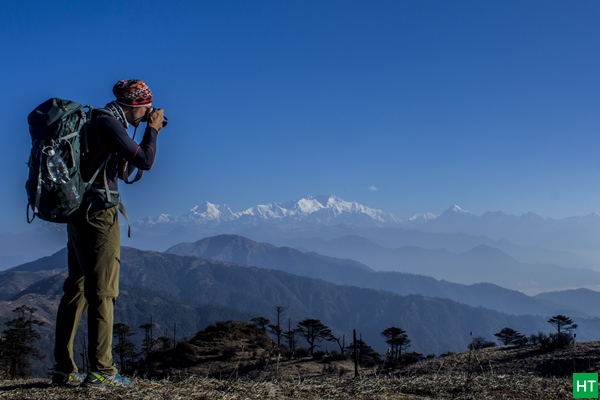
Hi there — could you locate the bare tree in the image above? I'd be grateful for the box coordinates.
[284,318,297,354]
[329,334,345,355]
[268,305,289,347]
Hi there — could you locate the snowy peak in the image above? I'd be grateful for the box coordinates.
[448,204,470,214]
[188,202,237,222]
[409,212,439,222]
[137,195,401,227]
[435,204,474,220]
[302,195,400,222]
[400,204,475,228]
[296,197,325,214]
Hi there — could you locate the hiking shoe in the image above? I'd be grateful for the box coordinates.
[51,371,86,387]
[82,371,135,388]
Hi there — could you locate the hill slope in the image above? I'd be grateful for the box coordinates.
[3,245,599,378]
[165,234,584,317]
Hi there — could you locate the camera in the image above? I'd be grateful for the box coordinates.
[142,107,168,128]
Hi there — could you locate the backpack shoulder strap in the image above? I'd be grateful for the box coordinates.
[80,107,133,236]
[80,106,112,154]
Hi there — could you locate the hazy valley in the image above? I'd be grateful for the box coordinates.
[2,195,600,380]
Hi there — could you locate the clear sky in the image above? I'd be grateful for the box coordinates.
[3,0,600,233]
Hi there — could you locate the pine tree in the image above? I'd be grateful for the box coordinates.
[345,338,381,367]
[251,317,270,333]
[139,318,156,359]
[381,327,411,361]
[494,327,526,346]
[0,305,45,379]
[155,328,174,351]
[113,322,137,372]
[296,319,333,356]
[548,315,578,333]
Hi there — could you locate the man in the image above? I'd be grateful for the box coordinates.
[51,80,165,387]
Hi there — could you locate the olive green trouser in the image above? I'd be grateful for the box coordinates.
[54,206,120,375]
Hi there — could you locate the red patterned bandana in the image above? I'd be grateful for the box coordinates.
[113,79,153,106]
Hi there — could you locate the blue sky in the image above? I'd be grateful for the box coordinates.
[3,0,600,233]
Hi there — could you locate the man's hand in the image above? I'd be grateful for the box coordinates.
[148,108,165,132]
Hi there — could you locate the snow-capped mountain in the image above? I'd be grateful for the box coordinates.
[135,195,402,227]
[448,204,471,214]
[125,195,600,275]
[125,195,600,255]
[7,193,600,280]
[120,194,600,294]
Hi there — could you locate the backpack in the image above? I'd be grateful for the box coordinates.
[25,98,100,223]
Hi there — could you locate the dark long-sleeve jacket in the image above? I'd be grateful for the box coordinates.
[81,111,158,211]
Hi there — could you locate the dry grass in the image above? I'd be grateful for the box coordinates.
[0,373,572,399]
[1,322,594,399]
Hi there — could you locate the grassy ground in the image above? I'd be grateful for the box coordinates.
[2,326,596,399]
[0,373,573,399]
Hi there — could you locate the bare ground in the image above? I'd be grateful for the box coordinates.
[0,373,573,399]
[1,322,596,399]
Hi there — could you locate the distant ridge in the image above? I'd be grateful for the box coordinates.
[165,234,594,318]
[5,236,600,378]
[7,195,600,289]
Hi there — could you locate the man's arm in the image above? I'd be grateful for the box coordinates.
[97,115,158,171]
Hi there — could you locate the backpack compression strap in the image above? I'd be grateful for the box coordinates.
[27,148,44,223]
[27,130,81,223]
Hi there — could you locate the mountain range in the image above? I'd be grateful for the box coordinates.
[272,235,600,293]
[4,194,600,379]
[130,195,600,267]
[3,232,600,378]
[165,235,577,317]
[128,195,600,294]
[136,195,401,227]
[4,195,600,294]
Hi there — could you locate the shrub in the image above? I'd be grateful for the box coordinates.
[513,336,529,347]
[545,332,574,351]
[295,347,310,358]
[322,364,338,375]
[468,336,496,350]
[221,347,238,360]
[529,332,547,346]
[439,351,455,358]
[532,331,574,352]
[399,351,425,366]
